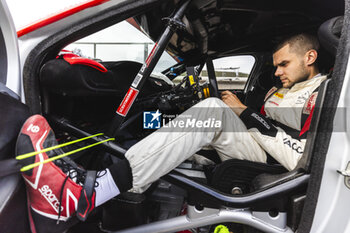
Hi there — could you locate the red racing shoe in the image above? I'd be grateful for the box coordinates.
[16,115,97,233]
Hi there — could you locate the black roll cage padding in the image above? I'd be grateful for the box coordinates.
[164,170,309,209]
[48,116,126,158]
[108,0,191,137]
[206,57,219,97]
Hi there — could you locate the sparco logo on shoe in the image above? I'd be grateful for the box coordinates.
[39,185,63,212]
[27,124,40,133]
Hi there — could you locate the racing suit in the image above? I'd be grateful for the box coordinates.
[124,74,327,192]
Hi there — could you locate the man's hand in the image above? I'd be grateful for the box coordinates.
[221,91,247,116]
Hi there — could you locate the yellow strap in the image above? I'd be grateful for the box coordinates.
[206,87,210,98]
[20,138,115,172]
[214,224,230,233]
[16,133,104,160]
[203,87,209,98]
[189,75,195,85]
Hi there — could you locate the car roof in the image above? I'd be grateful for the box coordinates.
[134,0,344,61]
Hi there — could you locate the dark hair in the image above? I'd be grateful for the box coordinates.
[273,33,320,56]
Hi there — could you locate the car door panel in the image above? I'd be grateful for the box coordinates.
[0,92,30,232]
[0,29,7,84]
[0,0,21,95]
[0,0,31,232]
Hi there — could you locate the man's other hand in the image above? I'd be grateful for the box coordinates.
[221,91,247,116]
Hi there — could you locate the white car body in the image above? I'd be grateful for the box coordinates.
[1,0,350,232]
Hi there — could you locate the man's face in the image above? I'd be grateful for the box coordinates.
[273,44,309,88]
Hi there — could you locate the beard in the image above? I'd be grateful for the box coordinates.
[283,62,309,88]
[296,62,310,82]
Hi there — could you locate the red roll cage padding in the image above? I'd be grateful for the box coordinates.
[63,53,107,73]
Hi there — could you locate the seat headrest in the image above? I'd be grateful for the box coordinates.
[318,16,343,56]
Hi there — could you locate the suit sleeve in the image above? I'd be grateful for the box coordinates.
[239,108,305,171]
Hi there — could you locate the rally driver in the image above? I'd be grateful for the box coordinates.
[16,33,326,232]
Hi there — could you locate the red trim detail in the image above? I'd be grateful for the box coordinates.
[90,192,96,212]
[79,190,90,218]
[60,49,72,53]
[260,105,266,116]
[126,18,142,31]
[299,106,315,137]
[17,0,110,37]
[63,54,107,72]
[117,87,139,116]
[145,43,158,67]
[269,101,279,106]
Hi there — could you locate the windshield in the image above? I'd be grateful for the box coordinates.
[64,20,178,73]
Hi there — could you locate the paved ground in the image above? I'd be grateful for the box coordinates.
[217,81,246,90]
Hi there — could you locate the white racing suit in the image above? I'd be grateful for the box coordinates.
[125,74,327,192]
